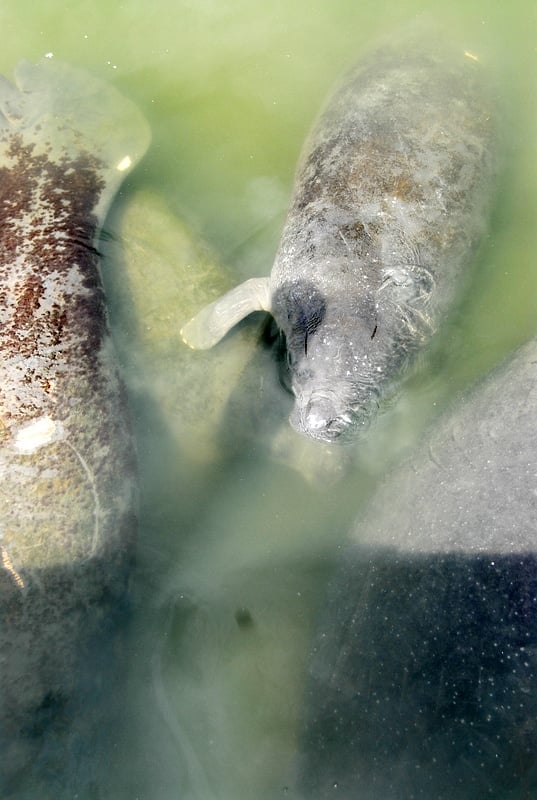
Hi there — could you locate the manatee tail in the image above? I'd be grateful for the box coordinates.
[0,58,150,223]
[180,276,272,349]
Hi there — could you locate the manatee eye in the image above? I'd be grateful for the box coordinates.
[287,289,326,341]
[274,280,326,351]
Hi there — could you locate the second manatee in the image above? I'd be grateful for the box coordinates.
[298,337,537,798]
[182,30,502,442]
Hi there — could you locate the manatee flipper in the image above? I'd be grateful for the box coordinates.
[181,276,272,349]
[0,58,150,224]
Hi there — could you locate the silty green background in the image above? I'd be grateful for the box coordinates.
[1,1,536,798]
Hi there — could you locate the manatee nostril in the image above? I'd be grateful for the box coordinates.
[303,396,349,437]
[304,397,334,430]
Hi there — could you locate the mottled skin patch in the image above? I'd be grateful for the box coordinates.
[0,130,133,573]
[0,136,106,407]
[0,60,149,793]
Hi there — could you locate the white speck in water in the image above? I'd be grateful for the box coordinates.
[13,415,63,454]
[44,52,54,59]
[464,50,479,62]
[116,155,133,172]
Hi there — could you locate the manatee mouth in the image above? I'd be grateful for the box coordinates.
[289,383,382,442]
[290,394,356,443]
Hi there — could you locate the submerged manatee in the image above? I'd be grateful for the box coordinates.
[109,190,347,485]
[298,338,537,798]
[0,59,149,794]
[182,33,501,442]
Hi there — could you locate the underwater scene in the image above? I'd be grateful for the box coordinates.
[0,0,536,798]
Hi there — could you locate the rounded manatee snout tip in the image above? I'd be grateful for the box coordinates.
[291,395,352,443]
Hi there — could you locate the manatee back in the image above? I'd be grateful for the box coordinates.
[0,58,150,224]
[0,60,148,797]
[273,31,500,306]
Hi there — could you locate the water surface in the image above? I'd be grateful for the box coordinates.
[1,1,536,798]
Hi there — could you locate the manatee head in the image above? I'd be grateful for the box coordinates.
[272,280,385,443]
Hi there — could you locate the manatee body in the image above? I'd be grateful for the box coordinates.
[182,32,501,442]
[109,190,281,469]
[0,60,149,794]
[298,339,537,798]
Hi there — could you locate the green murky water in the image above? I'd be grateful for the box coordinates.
[1,1,536,798]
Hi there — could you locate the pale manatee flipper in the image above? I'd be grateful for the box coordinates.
[181,276,272,349]
[108,191,271,469]
[0,59,149,797]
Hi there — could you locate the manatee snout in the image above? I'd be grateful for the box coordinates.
[290,378,380,442]
[283,291,381,441]
[290,390,354,442]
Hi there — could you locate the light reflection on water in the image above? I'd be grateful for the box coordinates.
[1,1,536,797]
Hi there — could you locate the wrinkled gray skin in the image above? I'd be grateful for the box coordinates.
[271,37,501,441]
[298,339,537,799]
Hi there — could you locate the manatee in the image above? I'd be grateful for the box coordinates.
[105,189,270,468]
[297,338,537,798]
[0,59,149,794]
[181,32,501,442]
